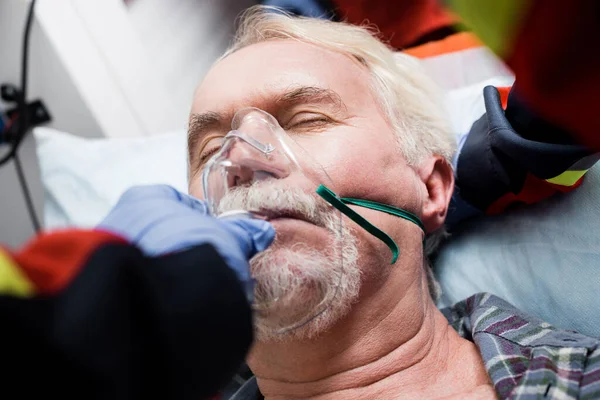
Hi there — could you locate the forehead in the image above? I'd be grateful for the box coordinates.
[192,40,375,114]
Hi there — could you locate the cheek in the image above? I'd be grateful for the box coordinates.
[315,127,417,209]
[349,214,393,265]
[307,126,426,252]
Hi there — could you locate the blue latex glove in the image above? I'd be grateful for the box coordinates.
[97,185,275,297]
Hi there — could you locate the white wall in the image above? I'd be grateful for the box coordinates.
[126,0,256,123]
[0,0,104,248]
[0,0,256,247]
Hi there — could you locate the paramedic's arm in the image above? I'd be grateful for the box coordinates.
[0,231,252,398]
[0,185,275,399]
[450,85,599,226]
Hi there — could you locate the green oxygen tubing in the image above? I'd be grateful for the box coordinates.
[316,185,426,264]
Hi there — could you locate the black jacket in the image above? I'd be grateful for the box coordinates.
[0,229,252,399]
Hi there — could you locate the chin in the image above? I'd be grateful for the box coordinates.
[250,233,361,343]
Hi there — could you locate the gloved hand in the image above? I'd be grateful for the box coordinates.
[97,185,275,296]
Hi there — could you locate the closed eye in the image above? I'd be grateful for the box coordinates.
[198,147,221,166]
[285,113,332,130]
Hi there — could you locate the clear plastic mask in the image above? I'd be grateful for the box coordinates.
[201,107,344,333]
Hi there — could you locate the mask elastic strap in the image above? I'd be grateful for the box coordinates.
[316,185,426,265]
[340,198,426,233]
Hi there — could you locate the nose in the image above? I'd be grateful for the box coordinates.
[201,107,312,216]
[222,136,292,188]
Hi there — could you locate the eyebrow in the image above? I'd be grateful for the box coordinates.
[187,86,346,169]
[276,85,346,111]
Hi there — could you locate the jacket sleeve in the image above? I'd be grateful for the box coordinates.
[448,84,599,228]
[447,0,600,153]
[0,229,253,399]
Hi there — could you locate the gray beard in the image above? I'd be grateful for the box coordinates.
[219,182,361,341]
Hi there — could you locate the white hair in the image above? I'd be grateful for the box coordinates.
[219,6,457,298]
[223,6,456,166]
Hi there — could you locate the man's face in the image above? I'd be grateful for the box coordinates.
[188,40,431,339]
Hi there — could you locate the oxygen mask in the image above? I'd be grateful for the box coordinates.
[201,107,345,333]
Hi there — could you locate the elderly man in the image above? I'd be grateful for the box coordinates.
[187,7,600,400]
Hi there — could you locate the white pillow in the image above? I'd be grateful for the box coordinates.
[33,127,188,229]
[435,164,600,338]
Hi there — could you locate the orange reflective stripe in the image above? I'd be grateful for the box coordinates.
[497,86,511,109]
[403,32,482,59]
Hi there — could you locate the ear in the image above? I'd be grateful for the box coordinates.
[416,156,454,233]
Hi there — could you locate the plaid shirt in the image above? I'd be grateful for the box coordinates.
[230,293,600,399]
[442,293,600,399]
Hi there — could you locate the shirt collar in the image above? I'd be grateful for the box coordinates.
[232,293,599,400]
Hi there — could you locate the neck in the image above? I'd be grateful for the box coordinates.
[248,259,490,399]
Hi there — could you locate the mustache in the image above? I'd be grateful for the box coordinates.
[218,182,334,229]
